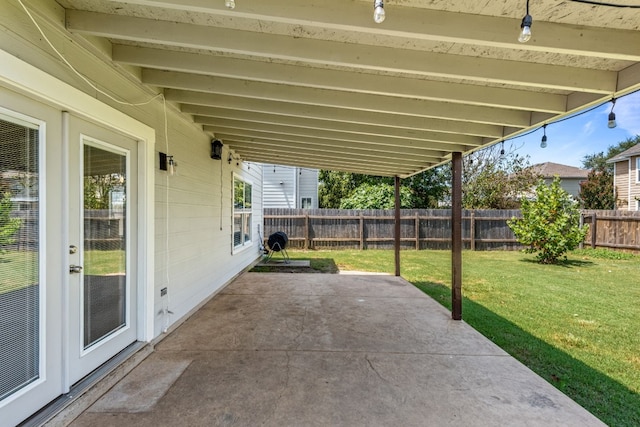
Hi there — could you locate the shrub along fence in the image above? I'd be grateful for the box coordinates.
[263,208,640,252]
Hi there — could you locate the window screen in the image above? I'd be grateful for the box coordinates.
[0,115,40,401]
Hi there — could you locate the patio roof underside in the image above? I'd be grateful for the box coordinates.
[59,0,640,178]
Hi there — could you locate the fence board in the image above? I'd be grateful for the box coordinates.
[263,209,640,252]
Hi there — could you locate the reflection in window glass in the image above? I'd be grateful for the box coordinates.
[0,115,40,401]
[233,177,252,250]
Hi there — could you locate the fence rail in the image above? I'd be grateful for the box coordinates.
[264,208,640,252]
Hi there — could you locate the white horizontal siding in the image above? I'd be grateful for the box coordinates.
[262,165,295,208]
[0,0,263,340]
[298,169,319,209]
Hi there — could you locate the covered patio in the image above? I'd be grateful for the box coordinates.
[62,272,603,426]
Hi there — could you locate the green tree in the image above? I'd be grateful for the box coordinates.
[508,177,588,264]
[463,144,540,209]
[579,168,615,209]
[339,183,413,209]
[84,174,124,209]
[0,193,22,252]
[318,167,449,209]
[581,136,639,172]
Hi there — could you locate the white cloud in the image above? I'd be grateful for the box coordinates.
[582,120,595,136]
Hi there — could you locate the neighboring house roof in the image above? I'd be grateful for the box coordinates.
[607,143,640,163]
[529,162,590,179]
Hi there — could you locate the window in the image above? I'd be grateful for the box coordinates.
[233,176,252,250]
[301,197,312,209]
[636,158,640,183]
[0,112,40,400]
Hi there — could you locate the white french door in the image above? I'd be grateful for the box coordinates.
[66,114,139,386]
[1,51,153,426]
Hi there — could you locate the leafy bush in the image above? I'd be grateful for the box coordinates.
[508,177,588,264]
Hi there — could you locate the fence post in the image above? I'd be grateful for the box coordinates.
[591,212,597,248]
[470,211,476,251]
[415,211,420,250]
[304,214,310,250]
[359,212,364,250]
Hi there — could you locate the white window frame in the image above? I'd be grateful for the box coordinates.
[232,174,253,253]
[636,157,640,183]
[301,197,312,209]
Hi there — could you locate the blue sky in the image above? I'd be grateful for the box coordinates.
[506,91,640,168]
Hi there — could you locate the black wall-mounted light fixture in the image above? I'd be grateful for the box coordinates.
[211,139,223,160]
[159,152,177,175]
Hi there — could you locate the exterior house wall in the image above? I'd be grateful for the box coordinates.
[263,165,319,209]
[614,160,631,210]
[542,177,583,200]
[263,166,296,208]
[632,156,640,211]
[0,1,262,423]
[298,168,319,209]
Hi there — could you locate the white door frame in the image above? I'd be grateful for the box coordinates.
[0,50,155,373]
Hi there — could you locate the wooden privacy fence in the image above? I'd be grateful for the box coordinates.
[264,209,523,251]
[264,208,640,251]
[581,210,640,251]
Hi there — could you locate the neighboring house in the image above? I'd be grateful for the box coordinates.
[262,164,319,209]
[608,144,640,211]
[529,162,590,199]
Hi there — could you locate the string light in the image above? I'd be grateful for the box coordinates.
[373,0,386,24]
[518,0,532,43]
[500,141,505,156]
[540,124,548,148]
[608,99,617,129]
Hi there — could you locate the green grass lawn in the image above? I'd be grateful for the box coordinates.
[286,248,640,427]
[0,250,38,293]
[0,250,125,295]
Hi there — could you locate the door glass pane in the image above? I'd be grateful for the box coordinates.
[83,144,126,349]
[0,116,40,400]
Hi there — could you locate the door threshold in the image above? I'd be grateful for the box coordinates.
[20,342,154,427]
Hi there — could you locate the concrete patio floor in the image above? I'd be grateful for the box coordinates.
[69,272,605,426]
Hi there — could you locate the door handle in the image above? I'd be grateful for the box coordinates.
[69,265,83,274]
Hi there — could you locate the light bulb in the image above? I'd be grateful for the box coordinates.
[225,0,235,9]
[608,112,617,129]
[374,0,385,24]
[540,135,547,149]
[518,15,532,43]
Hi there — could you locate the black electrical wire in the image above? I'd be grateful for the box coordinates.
[569,0,640,7]
[504,87,640,144]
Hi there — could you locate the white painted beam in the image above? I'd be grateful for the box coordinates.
[216,135,444,161]
[181,103,504,138]
[205,126,470,154]
[66,10,617,93]
[165,88,531,128]
[114,45,567,113]
[102,0,640,61]
[196,117,482,147]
